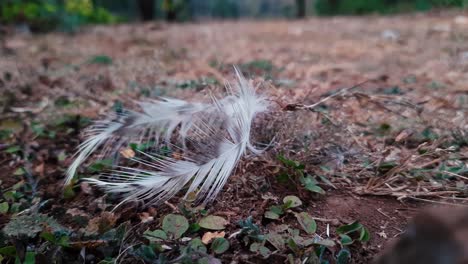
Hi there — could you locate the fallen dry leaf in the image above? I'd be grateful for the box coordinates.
[395,129,414,143]
[86,212,117,234]
[120,148,135,159]
[202,231,225,244]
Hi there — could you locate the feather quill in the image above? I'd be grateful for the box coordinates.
[66,68,268,206]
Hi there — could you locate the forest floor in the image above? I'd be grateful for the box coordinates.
[0,10,467,264]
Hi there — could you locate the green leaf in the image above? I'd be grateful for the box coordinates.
[189,238,207,253]
[63,185,76,199]
[40,232,56,243]
[269,205,284,215]
[13,168,25,176]
[259,245,271,258]
[134,245,157,262]
[305,184,325,194]
[5,146,20,153]
[337,248,351,264]
[89,55,113,65]
[266,232,285,250]
[283,195,302,208]
[301,175,326,194]
[88,159,113,173]
[9,203,20,213]
[23,251,35,264]
[0,202,9,214]
[162,214,189,239]
[314,238,336,247]
[211,237,229,254]
[249,242,270,258]
[276,173,290,184]
[336,221,363,235]
[340,234,353,246]
[294,236,314,246]
[199,215,228,230]
[286,238,299,253]
[264,211,280,220]
[188,223,201,233]
[249,242,261,252]
[295,212,316,234]
[278,154,304,170]
[359,227,370,242]
[57,151,67,162]
[0,246,16,257]
[57,235,70,247]
[288,228,300,237]
[143,229,167,242]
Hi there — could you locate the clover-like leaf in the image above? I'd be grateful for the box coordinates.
[162,214,189,239]
[336,221,362,235]
[199,215,228,230]
[340,234,353,246]
[0,202,8,214]
[301,175,326,194]
[283,195,302,208]
[359,226,370,242]
[143,229,167,242]
[266,232,285,250]
[189,237,207,253]
[211,237,229,254]
[295,212,316,234]
[286,238,299,254]
[337,248,351,264]
[264,211,280,220]
[314,238,336,247]
[250,242,271,258]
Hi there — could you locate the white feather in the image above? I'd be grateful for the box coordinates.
[64,99,208,185]
[67,68,268,206]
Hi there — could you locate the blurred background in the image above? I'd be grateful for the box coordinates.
[1,0,467,32]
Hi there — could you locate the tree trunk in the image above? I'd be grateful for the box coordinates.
[296,0,306,18]
[138,0,155,21]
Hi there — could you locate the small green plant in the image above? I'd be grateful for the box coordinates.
[239,59,281,79]
[140,214,229,263]
[336,221,370,246]
[238,216,265,244]
[277,154,326,195]
[264,195,302,220]
[88,55,113,65]
[0,214,70,263]
[176,77,218,90]
[198,215,228,230]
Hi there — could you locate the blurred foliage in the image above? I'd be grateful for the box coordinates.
[315,0,468,15]
[1,0,467,32]
[0,0,122,32]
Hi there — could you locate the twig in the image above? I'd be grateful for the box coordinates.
[407,197,468,207]
[439,170,468,181]
[283,79,373,111]
[376,208,391,219]
[164,201,178,212]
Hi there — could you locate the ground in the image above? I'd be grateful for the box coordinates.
[0,10,467,263]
